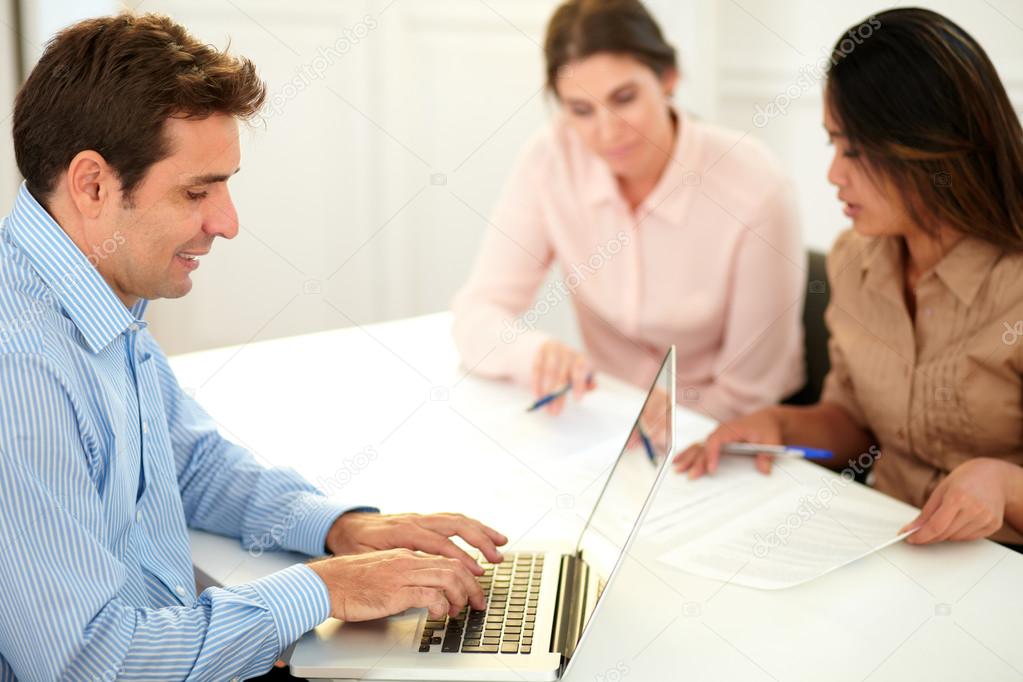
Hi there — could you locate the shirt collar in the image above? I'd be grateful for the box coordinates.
[579,109,696,220]
[860,233,1002,307]
[6,182,147,353]
[858,236,905,307]
[933,236,1002,306]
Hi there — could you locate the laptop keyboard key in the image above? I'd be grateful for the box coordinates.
[420,552,544,656]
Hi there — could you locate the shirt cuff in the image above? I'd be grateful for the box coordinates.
[280,493,379,557]
[246,563,331,652]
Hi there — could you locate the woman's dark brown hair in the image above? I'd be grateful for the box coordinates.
[544,0,677,95]
[13,12,266,207]
[826,8,1023,250]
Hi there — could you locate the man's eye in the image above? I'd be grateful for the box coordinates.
[843,150,861,159]
[570,106,592,117]
[613,91,635,105]
[186,190,208,201]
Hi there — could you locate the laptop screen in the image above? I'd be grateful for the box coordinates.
[573,346,676,607]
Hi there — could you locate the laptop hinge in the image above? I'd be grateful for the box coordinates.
[550,553,588,660]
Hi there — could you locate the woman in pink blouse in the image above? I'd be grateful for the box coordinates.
[452,0,805,422]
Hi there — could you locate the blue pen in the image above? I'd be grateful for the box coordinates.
[720,442,833,460]
[526,383,573,411]
[637,422,658,467]
[526,374,594,412]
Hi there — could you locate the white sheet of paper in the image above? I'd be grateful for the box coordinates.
[655,461,919,590]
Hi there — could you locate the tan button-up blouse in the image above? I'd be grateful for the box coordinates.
[822,229,1023,544]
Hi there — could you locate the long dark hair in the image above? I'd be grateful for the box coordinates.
[543,0,677,95]
[826,8,1023,250]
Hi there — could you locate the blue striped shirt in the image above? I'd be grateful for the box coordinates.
[0,184,363,681]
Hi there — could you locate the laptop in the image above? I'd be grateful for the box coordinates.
[290,346,677,681]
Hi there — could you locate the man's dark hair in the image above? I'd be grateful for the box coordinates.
[13,12,266,206]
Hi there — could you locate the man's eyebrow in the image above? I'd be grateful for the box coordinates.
[184,167,240,185]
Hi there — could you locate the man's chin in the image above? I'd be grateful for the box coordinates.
[156,276,194,300]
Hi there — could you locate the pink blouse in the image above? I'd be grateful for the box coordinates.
[452,111,806,421]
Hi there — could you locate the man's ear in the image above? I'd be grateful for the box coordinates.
[65,151,116,219]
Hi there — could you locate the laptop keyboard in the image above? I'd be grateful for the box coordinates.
[418,552,543,654]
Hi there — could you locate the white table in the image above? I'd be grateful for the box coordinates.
[173,313,1023,682]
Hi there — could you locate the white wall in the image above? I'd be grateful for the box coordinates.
[7,1,1023,355]
[0,0,23,209]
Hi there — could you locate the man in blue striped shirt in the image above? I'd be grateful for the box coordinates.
[0,13,506,681]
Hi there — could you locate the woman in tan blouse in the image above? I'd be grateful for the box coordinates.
[676,8,1023,547]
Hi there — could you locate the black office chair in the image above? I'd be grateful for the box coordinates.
[784,250,831,406]
[782,251,876,481]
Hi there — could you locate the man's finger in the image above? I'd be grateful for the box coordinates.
[410,565,483,612]
[478,523,508,548]
[409,561,473,610]
[412,529,483,575]
[402,586,450,620]
[420,515,506,563]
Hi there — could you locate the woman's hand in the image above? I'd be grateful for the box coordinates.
[900,458,1015,544]
[531,340,596,415]
[673,407,783,479]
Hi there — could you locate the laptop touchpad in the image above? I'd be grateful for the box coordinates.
[316,608,423,654]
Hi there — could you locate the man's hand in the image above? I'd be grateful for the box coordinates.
[308,549,486,621]
[325,512,508,575]
[900,458,1017,544]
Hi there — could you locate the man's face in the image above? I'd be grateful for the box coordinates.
[96,114,241,304]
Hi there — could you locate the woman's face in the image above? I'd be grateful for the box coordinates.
[824,105,911,237]
[555,53,677,180]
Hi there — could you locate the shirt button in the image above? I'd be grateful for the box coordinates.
[136,511,143,523]
[175,585,187,597]
[129,323,140,332]
[142,421,149,435]
[897,428,906,439]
